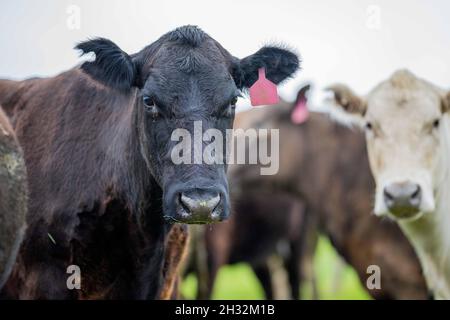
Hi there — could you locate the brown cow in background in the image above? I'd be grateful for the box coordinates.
[190,85,429,299]
[0,107,27,290]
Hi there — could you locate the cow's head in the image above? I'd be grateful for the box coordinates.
[328,70,450,221]
[76,26,300,224]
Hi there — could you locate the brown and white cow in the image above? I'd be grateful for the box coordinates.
[328,70,450,299]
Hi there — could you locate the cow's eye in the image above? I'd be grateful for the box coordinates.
[433,118,440,129]
[143,95,159,120]
[143,95,155,107]
[365,121,373,131]
[222,96,238,118]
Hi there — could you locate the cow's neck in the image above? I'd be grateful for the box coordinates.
[400,213,450,299]
[399,118,450,299]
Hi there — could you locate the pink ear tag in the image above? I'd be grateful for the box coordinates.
[291,97,309,124]
[249,68,279,107]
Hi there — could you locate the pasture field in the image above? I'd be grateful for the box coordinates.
[181,236,371,300]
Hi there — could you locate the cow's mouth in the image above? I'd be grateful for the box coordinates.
[388,207,423,221]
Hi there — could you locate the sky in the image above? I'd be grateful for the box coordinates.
[1,0,449,109]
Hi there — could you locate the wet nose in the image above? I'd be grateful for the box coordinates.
[176,189,225,224]
[383,182,421,218]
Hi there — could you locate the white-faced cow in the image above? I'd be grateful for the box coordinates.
[0,25,300,299]
[328,70,450,299]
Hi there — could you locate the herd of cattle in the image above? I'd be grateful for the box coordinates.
[0,25,449,299]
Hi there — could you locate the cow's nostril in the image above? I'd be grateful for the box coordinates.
[384,188,394,201]
[409,185,422,207]
[411,185,421,200]
[178,193,190,213]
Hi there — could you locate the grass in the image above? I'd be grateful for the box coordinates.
[181,236,371,300]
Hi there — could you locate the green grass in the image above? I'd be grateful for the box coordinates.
[181,236,371,300]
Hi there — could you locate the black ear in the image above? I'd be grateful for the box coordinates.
[233,45,300,89]
[75,38,136,92]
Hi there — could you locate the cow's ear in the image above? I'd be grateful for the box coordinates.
[232,45,300,89]
[75,38,136,92]
[326,84,366,115]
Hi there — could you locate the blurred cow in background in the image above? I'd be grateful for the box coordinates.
[328,70,450,299]
[0,107,27,290]
[189,191,314,300]
[188,85,429,300]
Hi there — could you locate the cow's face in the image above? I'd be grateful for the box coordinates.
[76,26,300,224]
[328,70,450,221]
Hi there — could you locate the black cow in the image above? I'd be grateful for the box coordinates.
[0,25,300,299]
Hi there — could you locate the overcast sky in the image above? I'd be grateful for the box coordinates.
[1,0,449,108]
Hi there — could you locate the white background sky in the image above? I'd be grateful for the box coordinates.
[1,0,449,109]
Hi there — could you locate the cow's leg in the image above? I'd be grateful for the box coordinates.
[202,262,217,300]
[282,201,308,300]
[298,206,320,300]
[201,248,224,300]
[284,241,302,300]
[252,263,274,300]
[303,237,320,299]
[200,225,232,300]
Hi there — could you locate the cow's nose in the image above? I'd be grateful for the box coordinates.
[383,182,421,218]
[176,189,225,224]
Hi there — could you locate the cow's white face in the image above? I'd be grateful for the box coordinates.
[328,70,450,221]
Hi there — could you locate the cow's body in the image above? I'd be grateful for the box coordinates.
[197,97,428,299]
[0,107,27,290]
[0,73,169,299]
[0,26,300,299]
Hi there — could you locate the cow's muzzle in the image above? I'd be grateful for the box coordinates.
[164,185,229,224]
[383,181,422,219]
